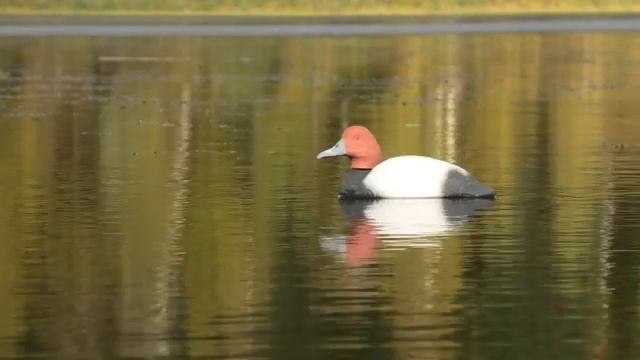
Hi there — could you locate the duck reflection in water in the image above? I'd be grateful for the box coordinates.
[321,198,494,266]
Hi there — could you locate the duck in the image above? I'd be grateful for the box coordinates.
[317,125,496,199]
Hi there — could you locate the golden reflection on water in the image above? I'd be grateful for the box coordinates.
[0,31,640,359]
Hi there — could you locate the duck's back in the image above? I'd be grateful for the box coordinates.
[362,156,495,198]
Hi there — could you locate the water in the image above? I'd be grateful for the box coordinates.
[1,16,640,359]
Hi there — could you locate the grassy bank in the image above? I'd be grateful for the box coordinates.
[2,0,640,16]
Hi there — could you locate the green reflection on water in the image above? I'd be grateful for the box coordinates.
[0,31,640,359]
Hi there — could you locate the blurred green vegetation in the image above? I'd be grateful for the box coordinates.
[1,0,639,14]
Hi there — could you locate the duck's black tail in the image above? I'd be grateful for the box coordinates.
[444,170,496,199]
[463,182,496,199]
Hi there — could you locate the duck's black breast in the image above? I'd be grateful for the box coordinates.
[339,169,377,199]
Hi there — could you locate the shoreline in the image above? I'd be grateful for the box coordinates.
[1,7,640,18]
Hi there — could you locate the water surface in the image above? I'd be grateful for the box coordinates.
[1,17,640,359]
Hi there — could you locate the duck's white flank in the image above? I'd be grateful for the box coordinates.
[362,155,469,198]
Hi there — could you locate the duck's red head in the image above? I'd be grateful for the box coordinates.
[317,125,382,170]
[342,126,382,169]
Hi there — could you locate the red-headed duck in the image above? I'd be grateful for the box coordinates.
[317,125,496,199]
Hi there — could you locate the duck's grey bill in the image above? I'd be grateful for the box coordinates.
[317,139,346,159]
